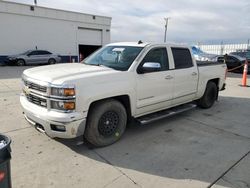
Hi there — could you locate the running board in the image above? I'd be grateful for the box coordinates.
[137,103,197,125]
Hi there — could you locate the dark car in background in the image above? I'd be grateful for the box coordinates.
[6,50,61,66]
[214,54,249,73]
[230,50,250,60]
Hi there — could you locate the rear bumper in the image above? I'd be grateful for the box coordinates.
[20,94,86,139]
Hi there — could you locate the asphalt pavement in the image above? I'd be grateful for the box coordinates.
[0,66,249,188]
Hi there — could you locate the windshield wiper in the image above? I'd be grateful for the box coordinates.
[82,62,111,68]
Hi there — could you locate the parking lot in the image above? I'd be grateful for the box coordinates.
[0,66,250,188]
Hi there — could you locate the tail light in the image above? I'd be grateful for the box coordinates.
[0,171,5,182]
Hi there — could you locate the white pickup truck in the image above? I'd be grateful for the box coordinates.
[20,42,227,147]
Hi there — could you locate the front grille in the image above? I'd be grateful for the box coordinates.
[24,80,47,93]
[26,94,47,107]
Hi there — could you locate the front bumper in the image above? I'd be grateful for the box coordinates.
[20,94,86,139]
[5,59,17,65]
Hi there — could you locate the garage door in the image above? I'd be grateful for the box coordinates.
[77,27,102,46]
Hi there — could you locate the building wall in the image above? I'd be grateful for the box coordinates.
[0,1,111,63]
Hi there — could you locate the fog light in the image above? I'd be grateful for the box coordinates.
[64,102,75,110]
[51,101,75,111]
[51,124,66,132]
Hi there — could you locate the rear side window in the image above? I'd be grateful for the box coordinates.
[171,48,193,69]
[217,57,224,63]
[38,51,51,55]
[43,51,52,55]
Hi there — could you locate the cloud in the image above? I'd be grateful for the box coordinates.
[6,0,250,44]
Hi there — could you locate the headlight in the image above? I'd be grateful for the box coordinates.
[51,101,75,111]
[8,57,16,60]
[51,87,75,97]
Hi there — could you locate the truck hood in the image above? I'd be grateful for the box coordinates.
[23,63,118,84]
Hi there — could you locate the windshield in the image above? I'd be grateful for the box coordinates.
[20,50,32,55]
[82,46,143,71]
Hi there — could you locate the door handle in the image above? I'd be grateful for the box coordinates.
[165,75,173,80]
[192,72,198,76]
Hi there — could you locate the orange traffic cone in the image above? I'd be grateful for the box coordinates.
[241,59,248,87]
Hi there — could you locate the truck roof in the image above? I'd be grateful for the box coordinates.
[107,42,189,48]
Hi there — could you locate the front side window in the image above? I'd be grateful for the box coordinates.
[83,46,143,71]
[29,51,38,56]
[172,48,193,69]
[141,48,169,71]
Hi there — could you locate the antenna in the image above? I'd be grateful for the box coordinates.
[138,40,143,44]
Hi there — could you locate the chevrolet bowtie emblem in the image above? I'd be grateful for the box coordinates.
[23,86,30,95]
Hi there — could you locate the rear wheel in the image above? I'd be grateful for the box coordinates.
[84,99,127,147]
[16,59,25,66]
[48,58,56,64]
[197,82,218,109]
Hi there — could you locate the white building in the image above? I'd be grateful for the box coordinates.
[199,43,249,55]
[0,1,111,64]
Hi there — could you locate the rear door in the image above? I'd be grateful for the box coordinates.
[40,51,51,64]
[170,47,198,105]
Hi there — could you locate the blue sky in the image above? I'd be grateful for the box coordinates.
[6,0,250,45]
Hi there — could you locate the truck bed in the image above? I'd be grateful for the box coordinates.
[196,61,224,67]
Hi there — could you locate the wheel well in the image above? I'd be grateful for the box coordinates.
[17,59,26,65]
[207,78,219,99]
[48,58,56,62]
[208,78,219,87]
[88,95,132,120]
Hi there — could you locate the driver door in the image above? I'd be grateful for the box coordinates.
[135,47,174,116]
[26,51,40,64]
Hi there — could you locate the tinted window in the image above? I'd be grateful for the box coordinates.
[141,48,169,71]
[217,57,224,63]
[227,56,237,62]
[36,50,46,55]
[29,51,38,55]
[42,51,52,55]
[172,48,193,69]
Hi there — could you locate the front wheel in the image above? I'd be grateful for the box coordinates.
[197,82,218,109]
[16,59,25,66]
[84,99,127,147]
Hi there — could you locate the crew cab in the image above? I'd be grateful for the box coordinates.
[20,42,227,147]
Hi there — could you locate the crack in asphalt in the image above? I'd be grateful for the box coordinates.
[207,150,250,188]
[221,177,250,188]
[185,117,250,188]
[102,174,123,188]
[2,126,31,134]
[92,150,142,188]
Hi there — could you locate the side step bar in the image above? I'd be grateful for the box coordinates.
[137,103,197,125]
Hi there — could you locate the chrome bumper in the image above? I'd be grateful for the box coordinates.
[20,95,86,139]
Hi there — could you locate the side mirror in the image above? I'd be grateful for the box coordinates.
[138,62,161,74]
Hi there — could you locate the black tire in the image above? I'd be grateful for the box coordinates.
[84,99,127,147]
[16,59,25,66]
[48,58,56,64]
[197,82,218,109]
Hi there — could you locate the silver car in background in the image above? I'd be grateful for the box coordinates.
[6,50,61,66]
